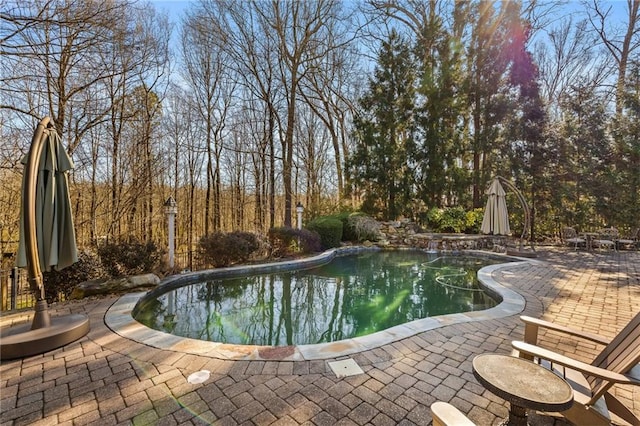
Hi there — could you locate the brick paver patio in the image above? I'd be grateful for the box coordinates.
[1,248,639,425]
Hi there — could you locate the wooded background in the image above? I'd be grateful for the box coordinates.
[1,0,639,261]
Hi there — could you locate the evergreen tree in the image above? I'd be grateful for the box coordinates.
[467,1,520,208]
[413,1,470,208]
[610,63,640,229]
[349,31,416,219]
[557,83,611,228]
[501,3,548,240]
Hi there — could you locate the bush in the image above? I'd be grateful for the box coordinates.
[268,227,321,257]
[98,239,162,278]
[424,207,483,233]
[439,206,468,233]
[465,208,485,233]
[307,216,343,250]
[425,207,444,231]
[197,231,261,267]
[43,250,106,303]
[343,213,381,242]
[334,212,357,241]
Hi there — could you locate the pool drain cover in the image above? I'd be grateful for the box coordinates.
[328,359,364,378]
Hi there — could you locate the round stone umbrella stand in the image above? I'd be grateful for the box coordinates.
[0,117,89,361]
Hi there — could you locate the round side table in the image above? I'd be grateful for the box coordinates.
[472,354,573,426]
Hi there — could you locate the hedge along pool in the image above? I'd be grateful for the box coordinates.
[132,249,510,347]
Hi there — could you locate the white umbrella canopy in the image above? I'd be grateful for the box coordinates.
[481,177,511,236]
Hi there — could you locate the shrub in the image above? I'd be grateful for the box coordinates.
[197,231,261,267]
[43,250,106,303]
[465,208,485,233]
[440,206,468,233]
[424,207,483,233]
[425,207,444,231]
[98,239,162,278]
[268,227,321,257]
[335,212,359,241]
[343,213,381,242]
[307,216,343,250]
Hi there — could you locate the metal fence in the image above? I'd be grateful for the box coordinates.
[0,267,68,312]
[1,251,205,313]
[0,267,34,311]
[174,251,207,272]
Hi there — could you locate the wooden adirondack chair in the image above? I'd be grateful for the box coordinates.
[512,313,640,426]
[431,402,475,426]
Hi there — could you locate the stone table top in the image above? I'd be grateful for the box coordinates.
[472,354,574,413]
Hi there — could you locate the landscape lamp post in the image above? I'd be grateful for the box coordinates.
[164,196,177,269]
[296,202,304,230]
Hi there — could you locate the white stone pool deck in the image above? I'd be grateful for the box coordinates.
[1,247,639,425]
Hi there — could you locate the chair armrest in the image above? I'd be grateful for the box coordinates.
[431,402,475,426]
[520,316,610,345]
[628,364,640,381]
[512,341,640,386]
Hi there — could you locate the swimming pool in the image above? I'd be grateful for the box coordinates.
[133,249,504,346]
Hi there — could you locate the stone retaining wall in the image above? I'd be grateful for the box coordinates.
[376,219,506,252]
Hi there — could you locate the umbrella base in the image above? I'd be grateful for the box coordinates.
[0,313,90,360]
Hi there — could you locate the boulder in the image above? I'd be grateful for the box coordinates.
[70,273,160,299]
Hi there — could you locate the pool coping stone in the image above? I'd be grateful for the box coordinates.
[104,248,538,360]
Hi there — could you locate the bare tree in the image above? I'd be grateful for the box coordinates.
[1,0,145,151]
[294,105,334,214]
[132,8,170,242]
[300,46,359,204]
[240,95,276,232]
[181,7,236,234]
[180,94,207,266]
[256,0,350,227]
[1,0,171,245]
[204,0,284,230]
[534,18,606,116]
[224,119,251,230]
[588,0,640,115]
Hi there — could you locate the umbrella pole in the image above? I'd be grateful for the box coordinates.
[495,176,537,257]
[23,118,52,329]
[31,300,51,329]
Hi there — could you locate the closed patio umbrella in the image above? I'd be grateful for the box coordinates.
[481,177,510,236]
[17,124,78,276]
[1,117,88,361]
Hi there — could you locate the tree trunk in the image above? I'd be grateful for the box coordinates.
[282,76,297,228]
[269,107,276,229]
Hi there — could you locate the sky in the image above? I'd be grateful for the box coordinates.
[151,0,192,23]
[149,0,631,67]
[149,0,631,38]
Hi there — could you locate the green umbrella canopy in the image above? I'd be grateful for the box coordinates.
[17,128,78,273]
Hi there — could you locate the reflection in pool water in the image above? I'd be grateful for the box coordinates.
[134,251,500,346]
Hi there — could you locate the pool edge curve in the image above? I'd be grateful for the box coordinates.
[104,248,536,361]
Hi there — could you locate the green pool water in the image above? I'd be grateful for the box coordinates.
[134,250,500,346]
